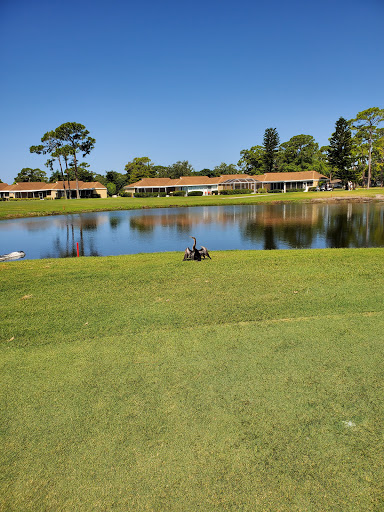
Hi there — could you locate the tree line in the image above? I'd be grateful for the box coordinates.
[12,107,384,196]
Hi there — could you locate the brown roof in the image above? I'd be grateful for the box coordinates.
[126,178,179,188]
[52,181,106,190]
[8,182,54,191]
[0,183,10,190]
[175,176,219,185]
[6,181,106,191]
[262,171,326,182]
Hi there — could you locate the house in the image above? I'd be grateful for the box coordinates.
[124,171,328,196]
[0,181,108,199]
[0,183,10,199]
[258,171,328,192]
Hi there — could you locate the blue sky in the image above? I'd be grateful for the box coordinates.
[0,0,383,183]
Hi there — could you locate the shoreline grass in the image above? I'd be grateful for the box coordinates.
[1,248,384,510]
[1,187,383,220]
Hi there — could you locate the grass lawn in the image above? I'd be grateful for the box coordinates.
[1,187,384,220]
[1,248,384,511]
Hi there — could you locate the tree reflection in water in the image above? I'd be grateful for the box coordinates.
[242,202,384,249]
[45,215,102,258]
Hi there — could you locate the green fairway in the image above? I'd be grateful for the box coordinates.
[1,187,383,220]
[1,249,384,511]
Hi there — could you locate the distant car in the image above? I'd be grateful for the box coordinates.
[332,183,343,189]
[320,184,332,191]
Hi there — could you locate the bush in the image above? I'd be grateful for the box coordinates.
[220,189,253,195]
[308,187,317,192]
[159,192,167,197]
[211,190,218,195]
[120,191,132,197]
[257,188,268,194]
[268,189,283,193]
[9,198,40,201]
[107,182,117,196]
[171,191,186,196]
[286,188,304,193]
[134,192,159,198]
[187,191,204,196]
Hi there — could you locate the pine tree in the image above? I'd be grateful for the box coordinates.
[327,117,353,183]
[262,128,280,173]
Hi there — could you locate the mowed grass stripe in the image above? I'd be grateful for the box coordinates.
[1,248,383,347]
[1,315,384,511]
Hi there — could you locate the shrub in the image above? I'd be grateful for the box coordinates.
[9,198,40,201]
[268,189,283,193]
[171,191,186,196]
[106,182,117,196]
[308,187,317,192]
[120,191,132,197]
[211,190,218,195]
[257,188,268,194]
[286,188,304,193]
[187,191,203,196]
[133,192,159,198]
[220,189,253,195]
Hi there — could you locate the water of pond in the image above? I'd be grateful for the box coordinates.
[1,202,383,260]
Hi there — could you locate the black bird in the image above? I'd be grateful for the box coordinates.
[183,237,211,261]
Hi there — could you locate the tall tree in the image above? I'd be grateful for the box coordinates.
[213,162,239,175]
[167,161,194,179]
[152,165,170,178]
[125,157,155,183]
[262,128,280,172]
[54,122,96,198]
[373,129,384,185]
[30,122,95,198]
[316,146,332,178]
[349,107,384,188]
[193,168,216,177]
[327,117,353,183]
[14,168,47,183]
[278,134,319,172]
[30,131,70,197]
[237,146,265,174]
[105,171,127,194]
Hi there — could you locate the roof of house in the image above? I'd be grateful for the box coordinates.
[262,171,327,182]
[7,182,55,191]
[4,181,106,191]
[125,178,179,188]
[52,181,107,190]
[175,176,219,185]
[0,183,10,190]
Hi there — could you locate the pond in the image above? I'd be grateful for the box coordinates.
[1,202,384,260]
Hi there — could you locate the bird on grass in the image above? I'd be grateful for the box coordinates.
[183,237,211,261]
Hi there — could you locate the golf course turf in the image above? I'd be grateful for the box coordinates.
[1,248,383,510]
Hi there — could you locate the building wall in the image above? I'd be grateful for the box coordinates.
[97,189,108,198]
